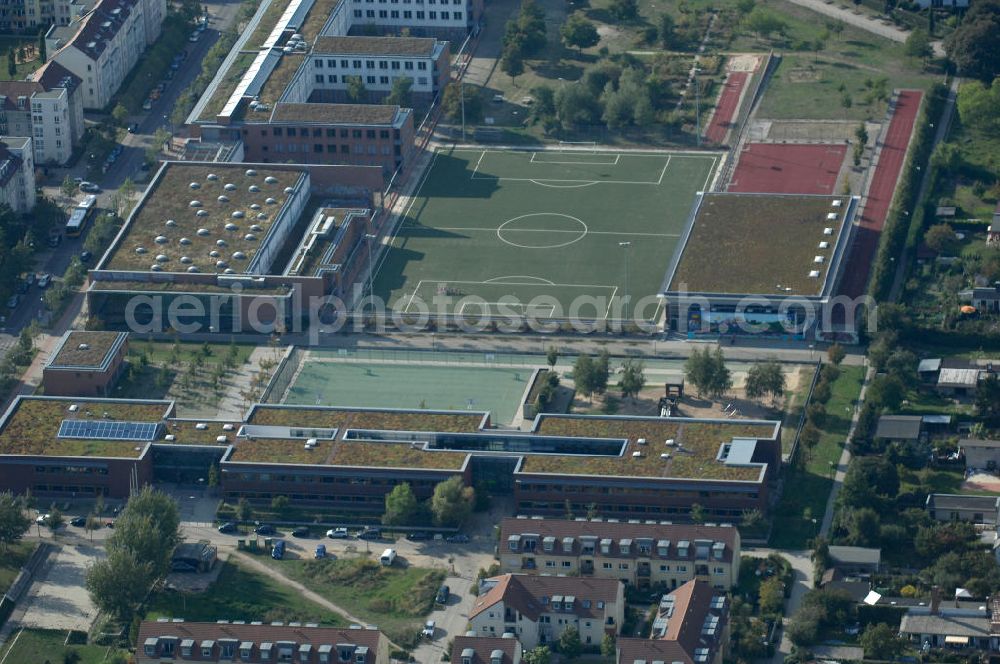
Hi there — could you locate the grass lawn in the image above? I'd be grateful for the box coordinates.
[146,558,345,625]
[265,554,445,648]
[0,36,44,81]
[373,146,717,322]
[769,364,864,549]
[0,541,34,595]
[114,340,258,413]
[0,629,126,664]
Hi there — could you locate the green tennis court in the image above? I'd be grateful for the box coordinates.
[283,361,533,424]
[373,146,720,323]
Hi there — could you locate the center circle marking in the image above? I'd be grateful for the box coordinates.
[496,213,588,249]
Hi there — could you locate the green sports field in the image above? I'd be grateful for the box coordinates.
[284,359,530,424]
[373,147,719,322]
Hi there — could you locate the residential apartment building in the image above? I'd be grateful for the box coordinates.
[48,0,165,109]
[0,137,35,213]
[470,574,624,650]
[499,518,741,591]
[0,0,89,30]
[240,102,414,174]
[136,621,390,664]
[451,635,522,664]
[304,36,449,103]
[0,62,84,165]
[616,581,730,664]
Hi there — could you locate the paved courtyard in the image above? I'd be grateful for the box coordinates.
[18,542,101,632]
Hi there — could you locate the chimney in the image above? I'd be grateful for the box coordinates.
[931,586,941,615]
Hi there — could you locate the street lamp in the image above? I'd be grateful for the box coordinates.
[619,242,632,325]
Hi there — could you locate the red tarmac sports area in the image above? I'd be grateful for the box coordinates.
[728,143,847,195]
[705,71,749,144]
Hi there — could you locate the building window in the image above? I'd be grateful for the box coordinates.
[418,76,428,85]
[455,11,462,18]
[416,10,424,17]
[353,59,362,68]
[273,127,282,136]
[391,9,399,16]
[314,59,323,67]
[341,144,349,153]
[378,61,388,69]
[366,75,376,84]
[417,61,427,70]
[404,60,413,69]
[403,10,412,17]
[314,144,323,152]
[287,128,296,136]
[366,9,374,16]
[315,74,324,83]
[441,10,449,17]
[327,58,336,67]
[429,10,436,17]
[353,9,362,16]
[380,129,390,138]
[342,59,350,67]
[366,60,375,68]
[328,74,338,82]
[379,76,388,84]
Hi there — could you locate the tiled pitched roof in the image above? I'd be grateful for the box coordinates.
[619,581,727,664]
[72,0,138,61]
[137,621,385,664]
[450,636,520,664]
[471,574,620,621]
[0,143,23,188]
[35,60,82,90]
[617,637,692,664]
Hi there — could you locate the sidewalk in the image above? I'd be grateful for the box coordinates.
[780,0,945,55]
[820,360,872,536]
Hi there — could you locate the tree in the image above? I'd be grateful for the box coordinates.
[555,83,601,128]
[431,476,474,527]
[744,361,785,403]
[573,354,597,399]
[759,576,785,616]
[207,464,219,488]
[944,9,1000,81]
[600,634,616,658]
[85,548,154,621]
[608,0,638,21]
[85,515,101,542]
[522,646,551,664]
[708,347,733,399]
[844,507,880,547]
[866,374,906,411]
[111,103,128,127]
[659,13,676,48]
[345,75,366,102]
[684,346,713,396]
[840,456,899,510]
[690,503,706,523]
[860,623,905,660]
[0,492,30,550]
[618,358,646,399]
[593,349,610,395]
[557,626,582,658]
[60,175,76,198]
[383,482,421,526]
[270,495,290,514]
[385,76,413,107]
[925,222,959,254]
[905,28,933,61]
[441,82,483,124]
[500,47,525,84]
[7,48,15,78]
[37,28,46,63]
[957,78,1000,131]
[236,497,253,523]
[745,7,787,38]
[47,507,64,537]
[546,346,558,368]
[108,491,181,581]
[827,343,845,365]
[561,13,599,51]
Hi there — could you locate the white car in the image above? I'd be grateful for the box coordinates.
[326,527,349,539]
[35,513,49,525]
[189,31,200,42]
[421,621,435,638]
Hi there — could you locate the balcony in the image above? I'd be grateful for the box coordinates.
[521,558,536,570]
[637,564,651,577]
[580,561,594,575]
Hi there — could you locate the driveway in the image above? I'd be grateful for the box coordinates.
[16,541,102,632]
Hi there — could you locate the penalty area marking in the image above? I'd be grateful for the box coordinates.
[403,278,620,314]
[458,301,557,317]
[530,152,622,166]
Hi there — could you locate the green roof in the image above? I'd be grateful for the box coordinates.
[47,331,126,369]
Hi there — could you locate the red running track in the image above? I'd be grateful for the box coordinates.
[705,71,749,144]
[837,90,923,299]
[728,143,848,194]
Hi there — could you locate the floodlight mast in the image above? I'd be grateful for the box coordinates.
[619,241,632,325]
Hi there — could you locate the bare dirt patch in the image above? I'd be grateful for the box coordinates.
[788,68,821,82]
[727,53,761,73]
[962,473,1000,493]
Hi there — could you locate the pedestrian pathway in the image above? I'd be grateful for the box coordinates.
[780,0,944,55]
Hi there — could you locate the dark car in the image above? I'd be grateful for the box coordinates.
[79,251,92,263]
[445,534,470,543]
[255,524,276,535]
[435,585,450,604]
[291,526,310,538]
[217,522,237,534]
[406,531,430,541]
[271,539,286,560]
[70,516,86,527]
[105,520,114,528]
[357,528,382,540]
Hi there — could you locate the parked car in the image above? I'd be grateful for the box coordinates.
[189,31,200,42]
[35,513,49,525]
[421,620,435,638]
[217,522,237,534]
[6,295,19,309]
[79,251,92,263]
[271,539,286,560]
[143,98,153,110]
[314,544,326,559]
[406,531,430,541]
[326,527,349,539]
[291,526,310,538]
[104,520,114,528]
[255,524,276,535]
[358,527,381,540]
[379,548,396,566]
[70,516,86,527]
[445,534,470,543]
[79,181,99,192]
[23,273,34,286]
[435,585,450,604]
[36,273,51,288]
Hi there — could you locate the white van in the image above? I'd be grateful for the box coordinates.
[379,548,397,566]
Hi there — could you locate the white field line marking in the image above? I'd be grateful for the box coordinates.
[459,301,557,316]
[471,149,487,178]
[603,286,620,320]
[484,275,556,284]
[403,279,426,314]
[655,155,673,185]
[417,279,621,290]
[529,152,622,165]
[528,180,600,188]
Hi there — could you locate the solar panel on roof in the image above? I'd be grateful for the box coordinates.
[57,419,160,441]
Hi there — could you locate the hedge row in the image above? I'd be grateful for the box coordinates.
[867,82,950,302]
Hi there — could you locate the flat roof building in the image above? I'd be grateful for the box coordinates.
[42,330,129,397]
